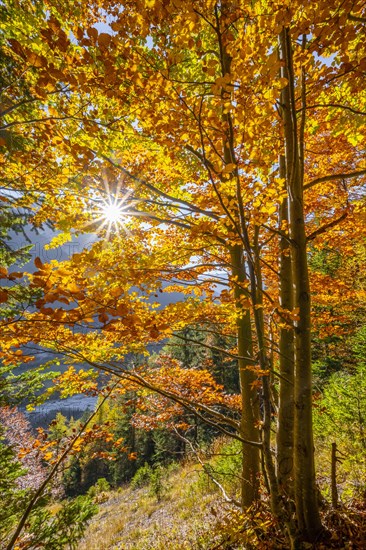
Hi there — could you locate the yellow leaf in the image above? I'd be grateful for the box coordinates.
[45,231,72,250]
[67,282,80,293]
[223,163,236,174]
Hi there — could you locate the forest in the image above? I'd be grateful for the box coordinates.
[0,0,366,548]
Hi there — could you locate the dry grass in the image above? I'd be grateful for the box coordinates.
[78,463,224,550]
[78,453,366,550]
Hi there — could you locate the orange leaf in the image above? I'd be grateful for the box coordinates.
[34,257,44,269]
[110,287,123,297]
[98,33,112,49]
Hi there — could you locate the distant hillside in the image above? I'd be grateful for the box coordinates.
[23,342,165,427]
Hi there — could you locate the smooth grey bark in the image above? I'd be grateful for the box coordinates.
[276,155,295,494]
[230,244,261,507]
[279,27,322,541]
[216,3,261,506]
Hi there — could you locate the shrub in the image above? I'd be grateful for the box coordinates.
[131,463,167,501]
[198,438,242,498]
[87,477,111,502]
[148,467,165,501]
[314,363,366,500]
[131,462,153,489]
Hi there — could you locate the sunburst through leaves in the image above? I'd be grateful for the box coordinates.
[91,195,129,239]
[87,168,136,240]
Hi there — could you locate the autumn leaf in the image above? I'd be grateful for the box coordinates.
[0,289,8,303]
[34,257,44,270]
[98,33,112,49]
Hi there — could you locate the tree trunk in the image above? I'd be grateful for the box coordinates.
[331,442,338,509]
[276,155,295,494]
[230,244,261,508]
[216,4,261,507]
[279,27,322,541]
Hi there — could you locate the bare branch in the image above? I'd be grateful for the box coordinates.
[173,428,241,507]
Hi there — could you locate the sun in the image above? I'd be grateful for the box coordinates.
[101,201,125,224]
[87,194,131,240]
[85,169,136,239]
[97,196,128,238]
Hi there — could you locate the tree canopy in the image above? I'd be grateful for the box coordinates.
[1,0,366,547]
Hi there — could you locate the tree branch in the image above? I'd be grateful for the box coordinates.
[298,102,366,117]
[306,210,348,242]
[95,151,220,220]
[173,428,241,507]
[348,13,366,23]
[304,169,366,190]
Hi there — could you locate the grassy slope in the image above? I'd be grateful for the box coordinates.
[78,463,227,550]
[78,440,366,550]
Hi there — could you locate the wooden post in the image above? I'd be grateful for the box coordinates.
[331,442,338,508]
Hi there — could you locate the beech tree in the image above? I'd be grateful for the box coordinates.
[1,0,366,547]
